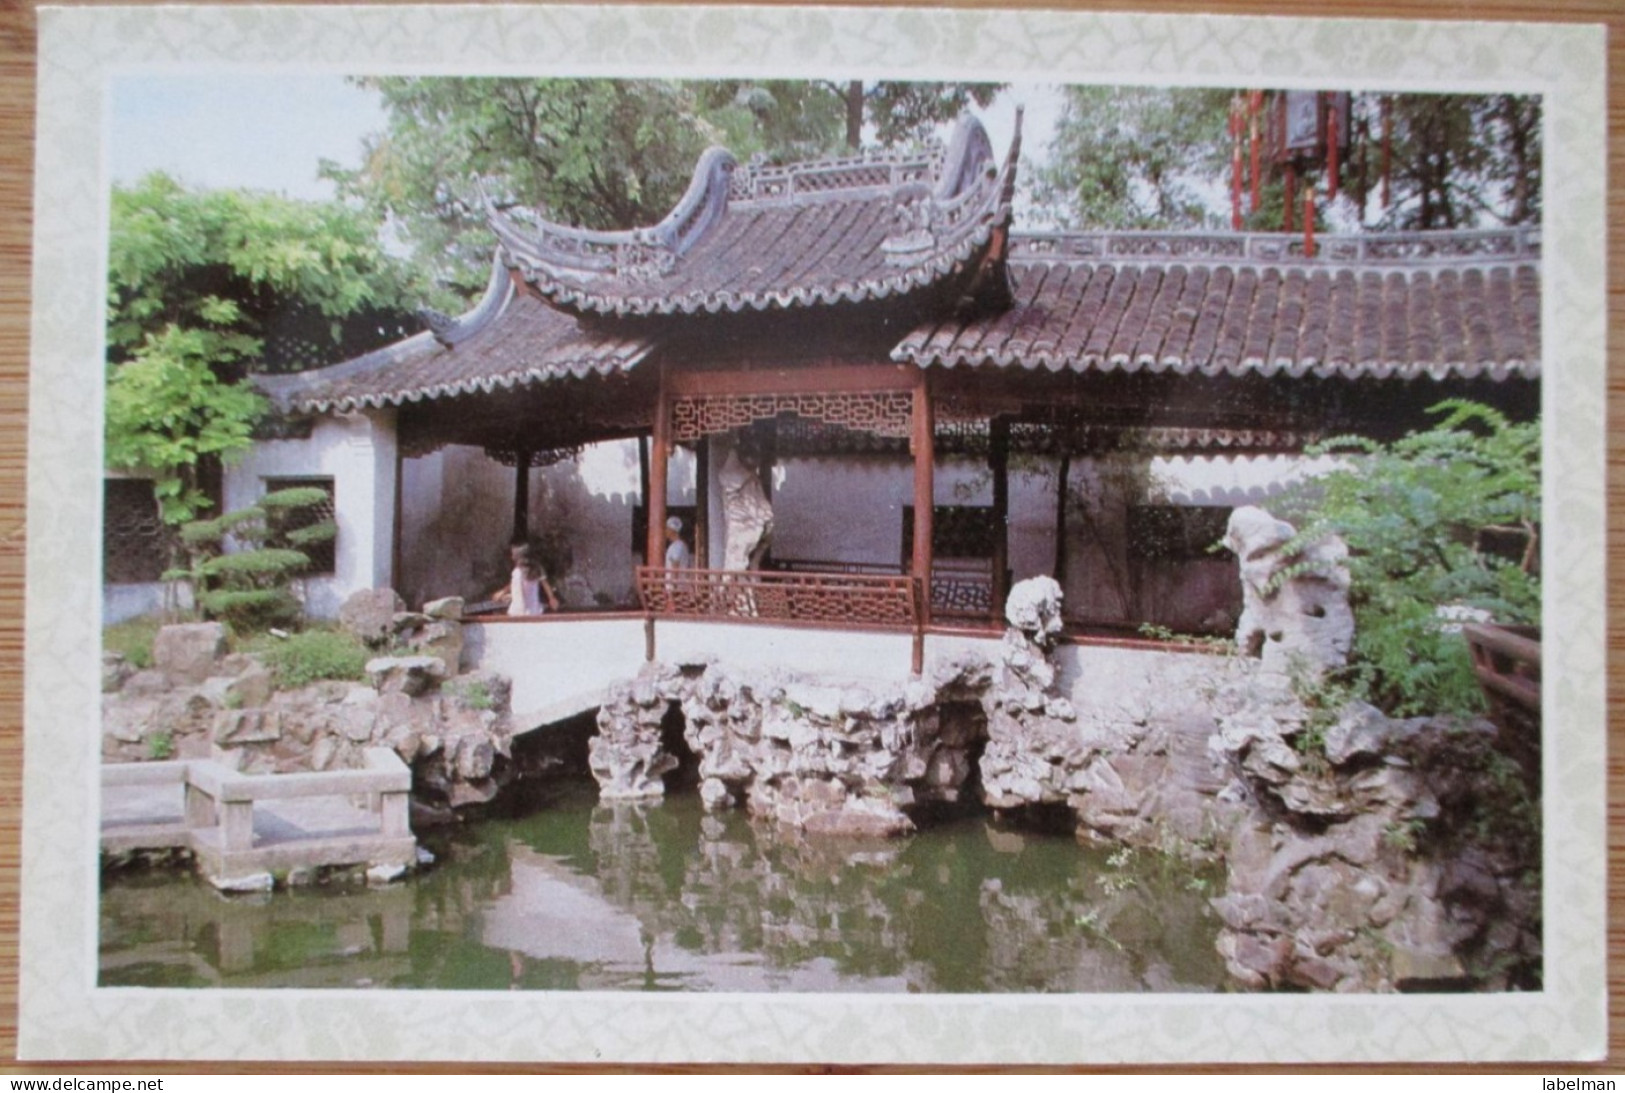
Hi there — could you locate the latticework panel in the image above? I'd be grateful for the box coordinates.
[637,567,921,628]
[104,479,173,584]
[264,477,337,576]
[931,567,994,618]
[670,391,913,443]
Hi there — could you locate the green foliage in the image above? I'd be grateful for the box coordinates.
[254,629,370,689]
[1030,86,1233,230]
[172,495,336,632]
[103,616,162,670]
[146,731,174,761]
[1278,401,1539,717]
[325,77,1003,299]
[446,678,494,711]
[105,174,421,524]
[1029,89,1540,234]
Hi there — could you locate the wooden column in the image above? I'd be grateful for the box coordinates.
[989,415,1011,620]
[911,370,934,627]
[646,365,671,568]
[511,449,530,545]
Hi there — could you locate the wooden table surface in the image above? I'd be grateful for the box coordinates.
[0,0,1618,1074]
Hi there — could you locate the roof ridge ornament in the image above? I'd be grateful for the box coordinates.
[483,147,737,283]
[419,250,514,348]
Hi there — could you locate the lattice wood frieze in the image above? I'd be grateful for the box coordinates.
[670,391,914,443]
[636,566,921,628]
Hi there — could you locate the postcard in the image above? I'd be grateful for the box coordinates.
[24,3,1608,1064]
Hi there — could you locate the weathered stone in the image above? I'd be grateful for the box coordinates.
[152,623,227,685]
[455,736,495,781]
[338,588,407,647]
[309,736,340,772]
[214,708,280,746]
[120,669,172,698]
[210,871,274,893]
[423,596,465,620]
[102,652,133,694]
[366,655,447,696]
[1225,506,1353,674]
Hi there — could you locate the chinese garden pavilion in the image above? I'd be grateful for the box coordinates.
[258,113,1540,664]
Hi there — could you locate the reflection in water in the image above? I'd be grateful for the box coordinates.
[100,782,1227,992]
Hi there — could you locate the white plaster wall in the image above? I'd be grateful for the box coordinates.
[655,620,918,682]
[735,453,1058,574]
[222,410,397,620]
[103,581,192,626]
[465,618,1235,734]
[463,617,649,728]
[399,440,695,610]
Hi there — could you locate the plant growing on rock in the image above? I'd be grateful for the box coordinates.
[1275,400,1539,717]
[253,629,370,689]
[167,488,337,632]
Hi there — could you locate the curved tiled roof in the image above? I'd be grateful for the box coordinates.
[894,228,1540,381]
[259,260,653,414]
[486,114,1019,318]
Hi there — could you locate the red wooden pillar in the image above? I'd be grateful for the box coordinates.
[911,369,934,628]
[646,364,670,569]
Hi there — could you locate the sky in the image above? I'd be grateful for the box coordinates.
[107,74,1065,205]
[110,74,390,201]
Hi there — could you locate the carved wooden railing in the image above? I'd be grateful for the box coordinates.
[772,557,995,620]
[1463,622,1541,785]
[636,566,927,672]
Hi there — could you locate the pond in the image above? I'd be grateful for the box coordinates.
[99,780,1230,993]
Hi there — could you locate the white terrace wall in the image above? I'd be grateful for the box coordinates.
[222,410,397,620]
[399,441,696,611]
[468,618,1225,733]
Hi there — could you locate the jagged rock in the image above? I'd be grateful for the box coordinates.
[213,708,279,746]
[152,623,227,685]
[1225,506,1353,674]
[366,655,447,696]
[1005,576,1064,646]
[423,596,465,620]
[338,588,406,647]
[210,871,274,893]
[120,669,172,698]
[102,652,133,694]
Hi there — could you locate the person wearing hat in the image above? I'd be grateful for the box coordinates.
[664,515,693,569]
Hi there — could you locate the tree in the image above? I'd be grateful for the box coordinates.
[1031,87,1540,233]
[1363,94,1541,230]
[1276,401,1540,717]
[324,77,1006,297]
[106,173,421,523]
[1028,86,1234,230]
[169,487,338,631]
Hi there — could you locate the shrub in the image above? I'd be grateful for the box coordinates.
[255,629,370,689]
[166,488,337,633]
[1276,400,1539,716]
[103,616,164,669]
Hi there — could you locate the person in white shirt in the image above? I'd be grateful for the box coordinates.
[491,543,559,616]
[664,515,693,569]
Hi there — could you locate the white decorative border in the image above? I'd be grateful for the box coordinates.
[25,4,1607,1064]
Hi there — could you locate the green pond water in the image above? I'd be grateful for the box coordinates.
[99,781,1229,993]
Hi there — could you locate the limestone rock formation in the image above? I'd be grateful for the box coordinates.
[1210,672,1540,992]
[1224,505,1353,674]
[338,587,407,647]
[151,622,227,685]
[103,611,515,814]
